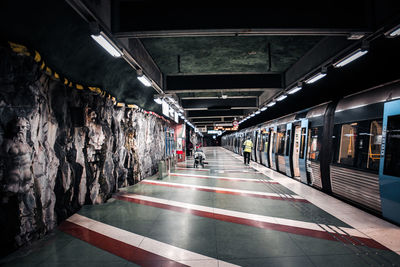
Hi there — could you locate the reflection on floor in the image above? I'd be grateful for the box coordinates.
[2,147,400,266]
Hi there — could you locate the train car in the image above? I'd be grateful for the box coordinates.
[329,82,400,219]
[222,80,400,225]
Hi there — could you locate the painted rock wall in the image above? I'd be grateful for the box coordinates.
[0,45,167,255]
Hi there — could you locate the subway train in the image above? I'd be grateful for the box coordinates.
[222,80,400,225]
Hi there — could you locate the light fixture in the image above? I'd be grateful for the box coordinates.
[276,95,287,101]
[137,69,152,87]
[250,113,255,117]
[305,72,326,84]
[267,101,276,107]
[385,24,400,38]
[287,86,302,94]
[221,94,228,99]
[333,48,368,68]
[255,110,261,114]
[347,32,365,40]
[90,31,122,58]
[260,106,267,111]
[154,98,163,104]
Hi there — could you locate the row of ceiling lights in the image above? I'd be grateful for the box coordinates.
[89,23,204,136]
[239,24,400,125]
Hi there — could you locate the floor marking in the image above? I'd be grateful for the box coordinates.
[141,180,308,202]
[175,167,210,172]
[169,172,276,183]
[114,193,389,251]
[60,214,239,267]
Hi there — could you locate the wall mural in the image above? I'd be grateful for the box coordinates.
[0,43,168,255]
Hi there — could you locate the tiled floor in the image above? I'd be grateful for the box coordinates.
[2,147,400,266]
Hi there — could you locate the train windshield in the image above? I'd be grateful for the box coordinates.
[384,115,400,177]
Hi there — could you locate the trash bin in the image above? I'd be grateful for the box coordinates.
[158,160,166,179]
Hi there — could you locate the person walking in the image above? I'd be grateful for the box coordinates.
[242,137,253,165]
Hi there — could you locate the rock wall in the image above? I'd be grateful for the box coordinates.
[0,45,167,255]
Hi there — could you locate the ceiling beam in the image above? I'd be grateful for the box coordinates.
[182,98,257,109]
[115,28,365,38]
[113,4,374,36]
[180,96,258,100]
[168,88,270,93]
[167,73,282,91]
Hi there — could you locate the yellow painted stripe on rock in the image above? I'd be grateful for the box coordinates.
[8,42,30,56]
[34,51,41,62]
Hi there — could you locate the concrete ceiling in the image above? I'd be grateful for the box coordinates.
[2,0,400,131]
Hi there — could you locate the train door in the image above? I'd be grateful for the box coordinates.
[260,129,268,166]
[270,126,278,170]
[379,99,400,225]
[284,123,294,177]
[257,129,263,164]
[251,130,257,161]
[299,119,309,184]
[292,125,301,179]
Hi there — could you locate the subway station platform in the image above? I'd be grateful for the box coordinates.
[2,147,400,267]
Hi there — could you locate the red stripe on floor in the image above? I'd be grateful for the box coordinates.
[169,173,278,184]
[141,180,308,203]
[59,220,188,267]
[114,194,389,251]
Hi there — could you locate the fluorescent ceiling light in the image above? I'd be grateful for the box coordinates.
[276,95,287,101]
[91,32,122,57]
[137,75,152,87]
[221,94,228,99]
[305,72,326,84]
[267,101,276,107]
[260,106,267,111]
[287,86,302,94]
[154,98,162,104]
[386,25,400,37]
[255,110,261,114]
[250,113,255,117]
[333,49,368,68]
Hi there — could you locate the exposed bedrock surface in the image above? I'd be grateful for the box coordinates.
[0,46,167,255]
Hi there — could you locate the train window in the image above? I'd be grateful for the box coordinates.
[333,120,382,172]
[338,123,358,166]
[276,131,286,155]
[285,129,291,156]
[307,127,323,161]
[299,128,307,159]
[264,134,269,152]
[258,132,264,151]
[383,115,400,177]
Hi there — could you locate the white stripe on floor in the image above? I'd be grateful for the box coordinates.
[169,172,268,182]
[67,214,239,266]
[119,193,369,239]
[141,180,303,199]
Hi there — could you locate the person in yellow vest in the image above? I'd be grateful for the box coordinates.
[242,137,253,165]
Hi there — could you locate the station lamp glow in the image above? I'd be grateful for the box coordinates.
[91,31,122,57]
[333,48,368,68]
[276,95,287,101]
[137,70,152,87]
[385,24,400,38]
[305,72,326,84]
[154,97,163,104]
[287,85,302,94]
